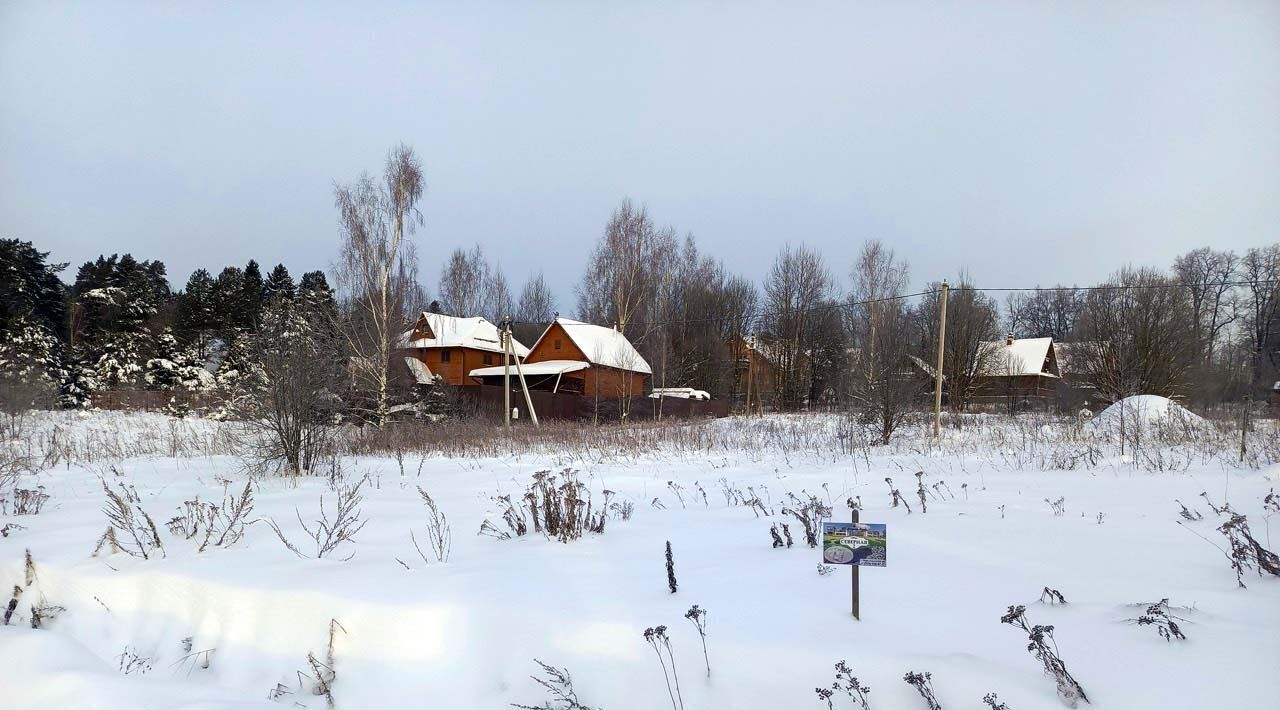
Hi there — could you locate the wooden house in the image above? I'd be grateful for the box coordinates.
[468,317,650,400]
[400,312,530,387]
[972,334,1061,410]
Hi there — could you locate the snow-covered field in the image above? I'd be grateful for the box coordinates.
[2,411,1278,709]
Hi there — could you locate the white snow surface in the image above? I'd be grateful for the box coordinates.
[1,411,1278,709]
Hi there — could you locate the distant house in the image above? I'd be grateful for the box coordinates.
[468,317,651,400]
[400,312,530,387]
[973,334,1060,409]
[731,336,779,407]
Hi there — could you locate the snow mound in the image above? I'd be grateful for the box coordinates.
[1089,395,1206,436]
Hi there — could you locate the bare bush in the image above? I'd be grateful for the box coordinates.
[1217,512,1280,587]
[412,486,451,563]
[166,482,255,552]
[815,660,870,710]
[1000,605,1089,706]
[1127,598,1188,642]
[513,659,602,710]
[904,671,942,710]
[783,491,832,548]
[268,476,368,560]
[11,487,49,515]
[642,625,684,710]
[482,469,611,544]
[98,479,164,559]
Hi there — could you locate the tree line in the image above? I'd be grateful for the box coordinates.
[2,142,1277,433]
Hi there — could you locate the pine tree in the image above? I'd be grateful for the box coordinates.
[211,266,245,338]
[58,347,97,409]
[145,328,184,390]
[175,268,218,358]
[0,238,67,336]
[239,259,266,331]
[264,264,296,303]
[0,316,64,411]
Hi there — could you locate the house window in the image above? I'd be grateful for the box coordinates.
[483,354,493,365]
[554,339,562,350]
[440,350,451,363]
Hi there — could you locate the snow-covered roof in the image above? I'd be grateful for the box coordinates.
[403,356,435,385]
[531,318,652,375]
[649,387,711,400]
[468,359,590,378]
[977,337,1058,378]
[401,313,529,358]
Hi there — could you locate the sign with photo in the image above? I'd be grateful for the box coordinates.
[821,522,887,567]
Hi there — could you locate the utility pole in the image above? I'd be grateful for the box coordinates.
[933,280,949,438]
[503,317,511,432]
[509,319,539,427]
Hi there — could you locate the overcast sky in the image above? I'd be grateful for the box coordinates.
[2,1,1277,308]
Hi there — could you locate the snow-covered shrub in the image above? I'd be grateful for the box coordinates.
[982,693,1012,710]
[1000,605,1089,706]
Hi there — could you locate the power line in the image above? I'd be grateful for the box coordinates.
[508,279,1277,331]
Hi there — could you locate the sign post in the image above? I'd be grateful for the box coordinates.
[850,507,860,619]
[821,515,886,621]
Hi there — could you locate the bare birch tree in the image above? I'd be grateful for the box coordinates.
[514,272,556,345]
[437,246,491,318]
[333,143,425,424]
[575,198,676,342]
[847,241,915,443]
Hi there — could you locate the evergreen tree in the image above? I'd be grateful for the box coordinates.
[0,238,67,336]
[175,268,218,358]
[238,259,266,331]
[58,347,97,409]
[264,263,296,303]
[0,316,65,411]
[144,328,185,390]
[211,266,245,338]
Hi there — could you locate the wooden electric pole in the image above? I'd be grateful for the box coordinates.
[503,317,512,432]
[933,280,949,438]
[508,319,539,427]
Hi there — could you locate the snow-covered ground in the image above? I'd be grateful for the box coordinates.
[1,411,1278,709]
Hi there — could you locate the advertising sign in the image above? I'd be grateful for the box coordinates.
[821,521,886,567]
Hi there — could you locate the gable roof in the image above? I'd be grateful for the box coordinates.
[530,317,652,374]
[401,313,530,358]
[977,337,1058,377]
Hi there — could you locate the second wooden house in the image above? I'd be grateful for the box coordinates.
[467,317,651,401]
